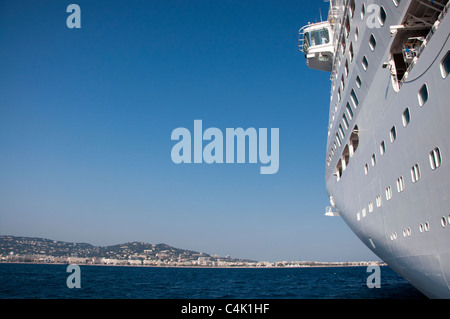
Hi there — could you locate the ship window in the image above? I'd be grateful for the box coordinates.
[390,126,397,143]
[338,87,341,102]
[349,43,354,62]
[429,147,441,170]
[379,6,386,26]
[397,176,405,192]
[380,141,385,155]
[364,163,369,175]
[418,84,428,106]
[362,207,366,217]
[341,75,345,90]
[376,195,382,207]
[368,201,374,213]
[355,27,359,42]
[393,0,400,7]
[361,3,366,20]
[441,216,447,228]
[336,133,342,147]
[411,164,421,183]
[345,60,349,77]
[308,28,330,47]
[350,89,359,107]
[349,126,359,156]
[357,211,361,221]
[339,124,345,139]
[345,18,351,39]
[346,102,354,119]
[402,108,410,126]
[342,113,349,129]
[369,34,376,51]
[341,35,346,53]
[356,75,361,88]
[333,141,337,150]
[371,153,376,166]
[362,56,369,70]
[336,159,342,180]
[386,186,392,200]
[441,51,450,78]
[350,0,355,18]
[342,145,350,170]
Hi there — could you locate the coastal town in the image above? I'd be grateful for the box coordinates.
[0,235,384,268]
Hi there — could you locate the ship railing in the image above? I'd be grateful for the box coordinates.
[400,0,450,86]
[329,0,351,80]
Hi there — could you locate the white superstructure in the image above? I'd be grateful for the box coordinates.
[300,0,450,298]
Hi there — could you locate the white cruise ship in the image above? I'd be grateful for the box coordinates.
[299,0,450,298]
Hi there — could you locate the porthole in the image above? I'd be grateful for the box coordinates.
[364,163,369,175]
[356,75,361,88]
[390,126,397,143]
[402,108,410,127]
[342,113,349,129]
[361,3,366,20]
[418,84,428,106]
[362,56,369,70]
[396,176,405,193]
[441,51,450,78]
[346,102,354,119]
[350,0,356,18]
[424,222,430,232]
[355,27,359,42]
[385,186,392,200]
[411,164,420,183]
[379,6,387,25]
[368,201,374,213]
[349,42,354,62]
[419,223,424,233]
[371,154,376,166]
[441,216,447,228]
[376,195,381,207]
[345,60,349,77]
[339,124,345,139]
[350,89,359,107]
[380,141,385,155]
[336,133,342,147]
[369,34,376,51]
[429,147,441,170]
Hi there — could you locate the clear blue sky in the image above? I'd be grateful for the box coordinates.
[0,0,379,262]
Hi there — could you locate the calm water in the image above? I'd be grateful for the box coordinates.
[0,263,426,299]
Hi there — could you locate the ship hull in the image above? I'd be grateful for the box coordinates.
[323,0,450,298]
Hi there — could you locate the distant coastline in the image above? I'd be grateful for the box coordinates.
[0,235,385,269]
[0,260,387,269]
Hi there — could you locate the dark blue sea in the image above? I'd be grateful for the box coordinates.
[0,263,426,299]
